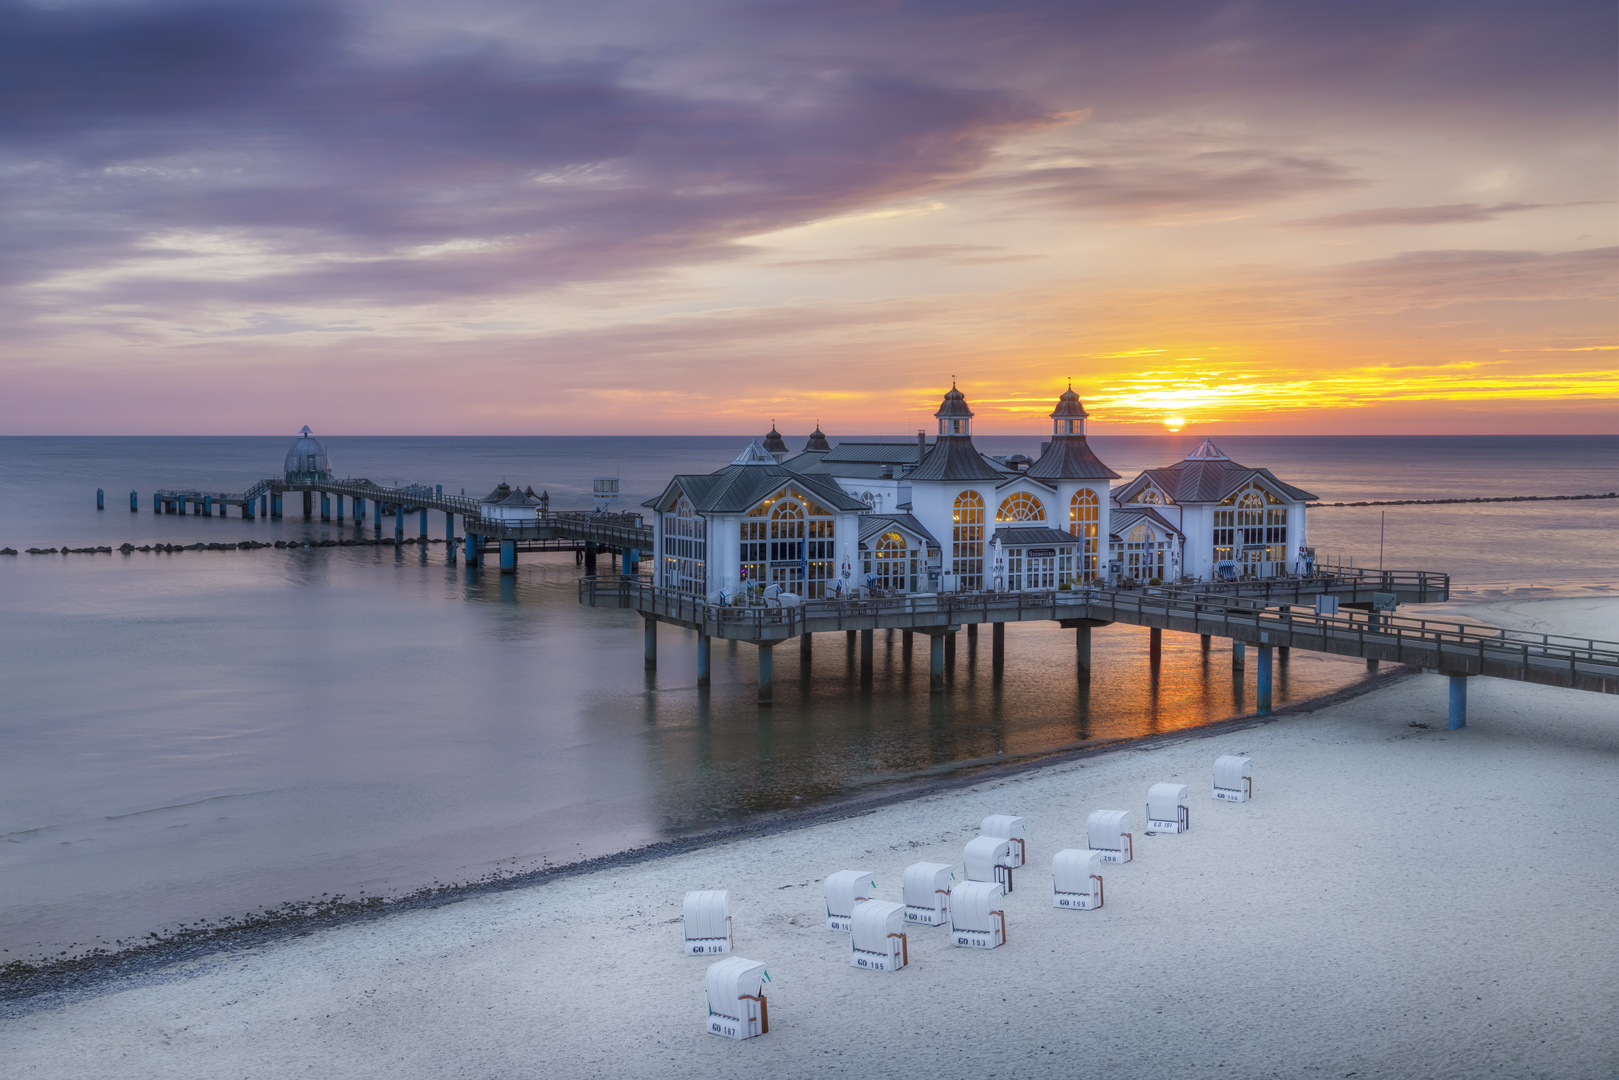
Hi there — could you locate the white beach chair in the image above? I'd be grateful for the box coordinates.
[704,956,770,1040]
[1086,809,1133,864]
[1146,783,1190,834]
[850,900,909,971]
[1213,755,1253,803]
[979,815,1027,868]
[824,869,876,932]
[682,890,732,956]
[901,862,954,926]
[949,880,1007,949]
[1051,848,1104,910]
[964,835,1016,891]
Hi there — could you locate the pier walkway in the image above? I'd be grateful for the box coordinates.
[148,476,652,563]
[579,575,1619,719]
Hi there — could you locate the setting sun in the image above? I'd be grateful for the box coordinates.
[1163,417,1186,431]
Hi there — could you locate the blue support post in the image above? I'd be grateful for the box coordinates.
[373,500,382,530]
[152,493,160,514]
[1448,675,1468,729]
[204,495,213,517]
[445,512,455,545]
[320,493,330,521]
[466,532,480,567]
[130,490,138,512]
[244,497,254,520]
[1232,639,1246,671]
[354,495,364,520]
[419,507,428,538]
[394,504,404,544]
[624,548,638,578]
[500,538,516,573]
[96,488,104,510]
[436,484,442,498]
[697,634,711,686]
[1257,645,1273,715]
[336,494,344,522]
[758,642,773,705]
[644,617,658,670]
[930,634,945,694]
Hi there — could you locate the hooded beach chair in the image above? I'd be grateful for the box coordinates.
[1213,755,1253,803]
[704,956,770,1039]
[1087,809,1133,864]
[683,890,732,956]
[901,862,954,926]
[824,869,876,932]
[949,879,1007,949]
[979,815,1027,868]
[850,900,909,971]
[964,835,1016,892]
[1147,783,1190,834]
[1051,848,1104,910]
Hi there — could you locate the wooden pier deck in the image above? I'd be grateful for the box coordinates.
[579,577,1619,701]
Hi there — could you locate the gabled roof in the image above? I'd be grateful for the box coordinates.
[643,461,868,516]
[858,513,940,549]
[1109,507,1184,540]
[1113,439,1317,504]
[990,526,1080,548]
[1026,436,1120,481]
[908,437,1008,482]
[996,474,1056,492]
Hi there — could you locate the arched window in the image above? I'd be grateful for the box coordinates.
[661,496,707,595]
[952,490,985,590]
[1069,488,1099,581]
[996,491,1046,522]
[1140,489,1163,505]
[873,531,911,591]
[739,488,838,597]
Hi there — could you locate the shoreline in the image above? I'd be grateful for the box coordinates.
[1,662,1422,1012]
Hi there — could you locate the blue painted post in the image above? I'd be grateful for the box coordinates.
[152,493,160,514]
[302,490,312,519]
[644,617,658,670]
[1448,675,1468,729]
[500,538,516,573]
[354,495,363,520]
[698,635,711,686]
[1257,645,1273,715]
[624,548,638,578]
[204,495,213,517]
[445,512,454,545]
[320,493,330,521]
[130,490,138,512]
[436,484,442,498]
[419,507,428,538]
[466,532,481,567]
[394,505,404,544]
[336,494,344,522]
[373,500,382,530]
[930,634,945,694]
[244,497,254,520]
[758,642,773,705]
[1232,639,1246,671]
[96,488,104,510]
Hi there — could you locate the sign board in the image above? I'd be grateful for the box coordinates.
[1026,548,1056,558]
[1372,592,1399,612]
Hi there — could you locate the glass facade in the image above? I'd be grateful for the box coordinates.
[740,487,837,598]
[1069,488,1099,581]
[952,490,985,590]
[661,496,707,595]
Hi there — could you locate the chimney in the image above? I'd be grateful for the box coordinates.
[917,430,927,459]
[882,464,894,479]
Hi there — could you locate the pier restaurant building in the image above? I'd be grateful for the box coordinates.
[646,385,1315,598]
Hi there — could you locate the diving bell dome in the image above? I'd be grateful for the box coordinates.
[284,425,333,483]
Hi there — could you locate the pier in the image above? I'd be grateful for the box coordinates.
[580,574,1619,717]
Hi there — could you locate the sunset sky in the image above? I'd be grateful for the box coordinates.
[2,0,1614,435]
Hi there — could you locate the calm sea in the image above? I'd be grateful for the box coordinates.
[1,435,1615,962]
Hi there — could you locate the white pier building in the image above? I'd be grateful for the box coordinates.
[647,384,1316,599]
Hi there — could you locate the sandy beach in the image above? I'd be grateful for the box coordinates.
[6,597,1617,1080]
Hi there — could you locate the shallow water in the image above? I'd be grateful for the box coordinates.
[1,434,1614,961]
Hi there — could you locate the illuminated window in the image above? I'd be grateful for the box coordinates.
[739,487,837,597]
[952,490,985,590]
[873,531,915,592]
[1069,489,1099,581]
[661,496,706,595]
[1139,489,1163,505]
[996,491,1045,522]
